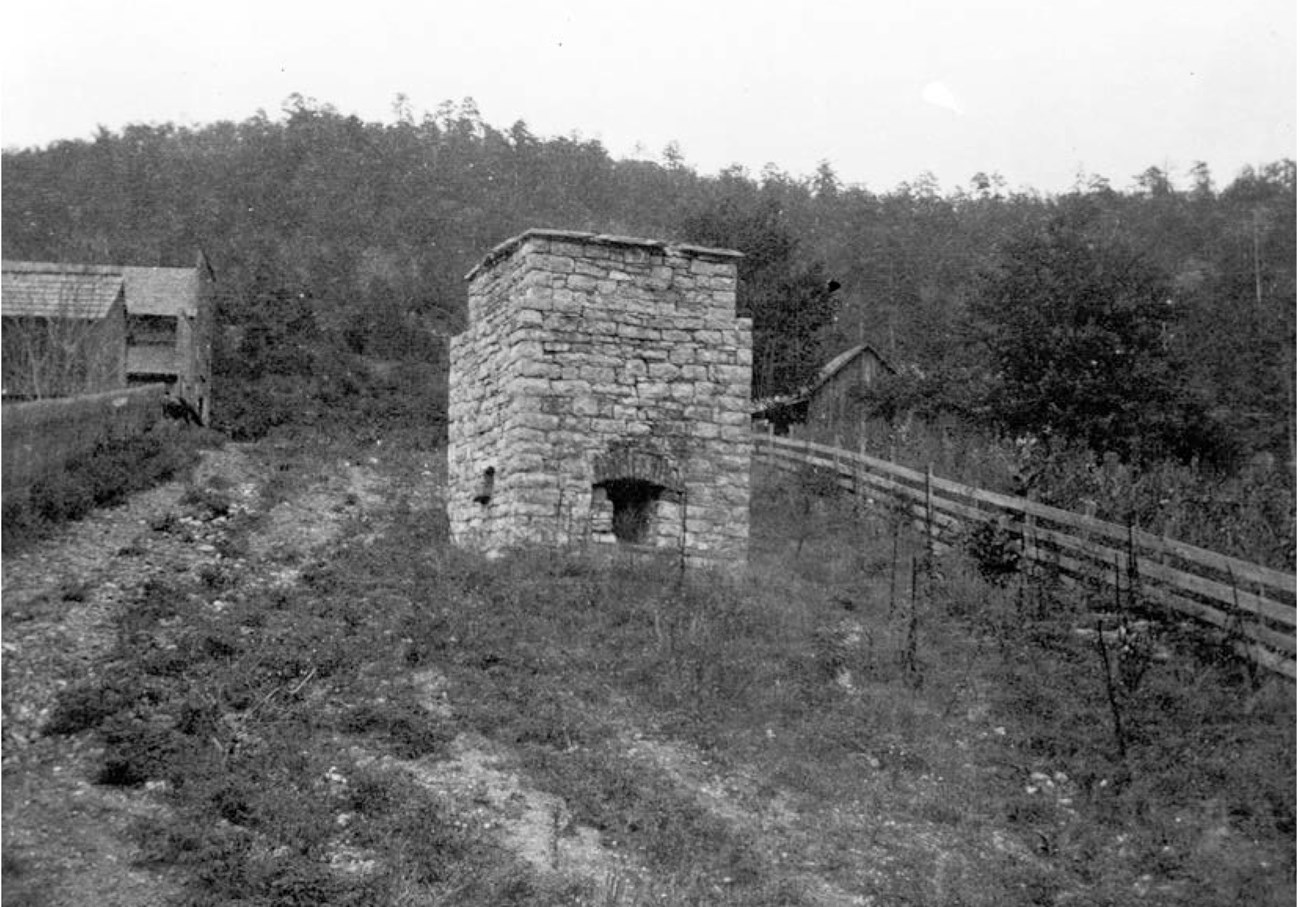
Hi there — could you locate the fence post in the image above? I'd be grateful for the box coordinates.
[925,462,936,558]
[1022,492,1037,571]
[1126,515,1140,610]
[857,437,867,506]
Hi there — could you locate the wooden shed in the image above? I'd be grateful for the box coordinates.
[752,342,896,434]
[123,253,217,425]
[2,262,128,399]
[1,254,215,422]
[805,342,896,426]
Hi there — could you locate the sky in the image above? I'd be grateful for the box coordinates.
[2,0,1294,195]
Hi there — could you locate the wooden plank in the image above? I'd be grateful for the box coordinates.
[758,444,1294,678]
[1037,549,1296,657]
[765,446,1295,629]
[757,434,1296,596]
[767,452,965,531]
[1142,584,1297,655]
[1027,521,1297,629]
[839,472,1298,653]
[1128,527,1296,593]
[767,437,1136,543]
[831,474,964,532]
[1137,555,1296,630]
[1231,640,1297,679]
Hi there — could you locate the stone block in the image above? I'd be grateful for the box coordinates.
[517,358,558,379]
[579,366,616,383]
[510,412,561,431]
[527,253,575,273]
[506,376,552,396]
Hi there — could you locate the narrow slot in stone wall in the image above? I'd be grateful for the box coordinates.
[448,229,752,570]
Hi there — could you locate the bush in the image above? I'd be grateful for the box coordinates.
[29,470,96,522]
[45,678,143,736]
[211,375,306,441]
[4,423,212,547]
[338,700,455,759]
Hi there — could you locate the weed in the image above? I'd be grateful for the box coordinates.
[180,483,234,519]
[968,516,1022,585]
[338,700,455,759]
[44,671,151,736]
[115,538,148,557]
[148,510,181,533]
[3,424,215,550]
[196,563,231,590]
[119,578,186,638]
[46,440,1290,906]
[59,579,92,602]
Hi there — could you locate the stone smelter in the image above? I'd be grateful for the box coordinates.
[448,229,753,568]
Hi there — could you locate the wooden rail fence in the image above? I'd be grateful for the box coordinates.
[754,431,1297,680]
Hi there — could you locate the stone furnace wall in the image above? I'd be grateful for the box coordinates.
[448,229,752,569]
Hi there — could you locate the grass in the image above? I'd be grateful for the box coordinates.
[37,449,1296,905]
[2,421,222,551]
[793,416,1297,571]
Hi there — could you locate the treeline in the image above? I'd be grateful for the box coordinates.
[2,96,1294,468]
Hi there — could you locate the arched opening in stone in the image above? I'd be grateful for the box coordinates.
[600,478,663,545]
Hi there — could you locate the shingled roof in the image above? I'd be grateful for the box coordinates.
[807,342,896,393]
[2,261,203,320]
[122,266,200,317]
[1,261,125,320]
[751,342,897,415]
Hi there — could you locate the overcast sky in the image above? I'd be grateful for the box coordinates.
[2,0,1294,195]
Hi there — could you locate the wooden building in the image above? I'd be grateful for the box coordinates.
[2,262,128,399]
[1,255,215,422]
[752,342,896,434]
[123,255,217,424]
[805,342,896,425]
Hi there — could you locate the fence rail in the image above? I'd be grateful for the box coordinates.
[754,431,1296,680]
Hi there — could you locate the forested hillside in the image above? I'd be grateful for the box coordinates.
[3,95,1294,469]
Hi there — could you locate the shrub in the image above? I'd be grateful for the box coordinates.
[338,700,455,759]
[45,678,143,736]
[4,423,212,547]
[29,470,97,522]
[966,517,1022,585]
[181,483,234,519]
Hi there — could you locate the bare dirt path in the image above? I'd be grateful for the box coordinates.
[2,442,384,906]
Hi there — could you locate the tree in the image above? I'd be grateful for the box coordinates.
[972,213,1227,464]
[812,160,840,201]
[1182,161,1297,463]
[681,197,838,399]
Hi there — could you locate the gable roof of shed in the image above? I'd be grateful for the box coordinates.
[1,261,125,319]
[751,342,898,416]
[808,342,896,394]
